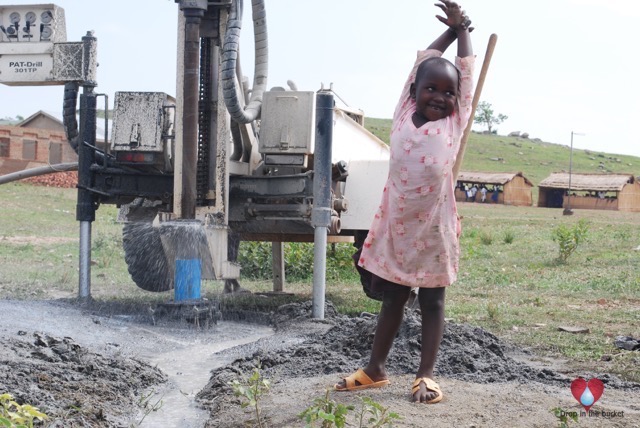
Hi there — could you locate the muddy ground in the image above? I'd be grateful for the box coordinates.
[0,298,638,428]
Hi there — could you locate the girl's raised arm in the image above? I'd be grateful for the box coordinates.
[427,28,458,53]
[429,0,473,57]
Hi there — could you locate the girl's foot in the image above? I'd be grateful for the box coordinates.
[334,368,389,391]
[411,377,443,403]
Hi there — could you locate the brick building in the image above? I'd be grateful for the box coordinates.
[0,110,109,175]
[0,110,76,175]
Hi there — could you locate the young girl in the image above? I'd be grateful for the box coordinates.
[335,0,474,404]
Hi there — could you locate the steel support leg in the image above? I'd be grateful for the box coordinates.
[76,86,97,302]
[311,92,334,319]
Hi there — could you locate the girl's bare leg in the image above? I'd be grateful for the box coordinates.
[413,287,446,402]
[366,287,412,379]
[335,287,411,388]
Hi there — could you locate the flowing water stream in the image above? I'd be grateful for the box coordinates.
[139,323,274,428]
[0,300,274,427]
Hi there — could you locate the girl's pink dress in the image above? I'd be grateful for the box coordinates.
[358,49,475,288]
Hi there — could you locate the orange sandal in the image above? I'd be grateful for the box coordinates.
[412,377,443,404]
[334,369,390,391]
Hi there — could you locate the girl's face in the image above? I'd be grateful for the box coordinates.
[411,64,458,123]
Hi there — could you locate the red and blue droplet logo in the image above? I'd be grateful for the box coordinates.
[570,378,604,411]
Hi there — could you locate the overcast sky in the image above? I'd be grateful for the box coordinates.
[1,0,638,157]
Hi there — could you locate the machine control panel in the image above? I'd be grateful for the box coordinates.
[0,5,65,43]
[0,4,68,85]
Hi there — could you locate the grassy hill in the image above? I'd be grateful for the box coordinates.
[363,117,639,192]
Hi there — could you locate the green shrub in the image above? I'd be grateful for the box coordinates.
[238,242,357,282]
[463,228,479,239]
[92,231,123,269]
[480,231,493,245]
[552,219,589,263]
[503,230,515,244]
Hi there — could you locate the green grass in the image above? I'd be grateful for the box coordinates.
[1,132,640,384]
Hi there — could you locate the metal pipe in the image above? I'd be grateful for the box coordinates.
[311,92,334,319]
[0,162,78,185]
[181,8,204,219]
[78,221,92,300]
[564,131,584,215]
[77,86,97,302]
[312,226,328,319]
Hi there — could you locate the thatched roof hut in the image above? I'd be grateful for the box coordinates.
[538,173,640,212]
[455,171,533,206]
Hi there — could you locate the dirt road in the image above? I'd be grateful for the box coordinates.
[0,299,638,427]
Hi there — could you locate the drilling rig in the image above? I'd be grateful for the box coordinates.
[0,1,390,318]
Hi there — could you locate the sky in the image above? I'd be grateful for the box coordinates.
[0,0,639,158]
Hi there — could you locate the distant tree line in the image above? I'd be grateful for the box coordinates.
[0,115,24,124]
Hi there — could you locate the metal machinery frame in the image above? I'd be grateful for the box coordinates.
[1,1,396,319]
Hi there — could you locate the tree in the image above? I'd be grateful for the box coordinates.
[474,101,508,134]
[0,115,23,124]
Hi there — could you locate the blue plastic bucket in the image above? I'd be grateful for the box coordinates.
[174,259,201,301]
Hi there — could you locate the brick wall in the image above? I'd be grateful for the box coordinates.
[0,125,77,175]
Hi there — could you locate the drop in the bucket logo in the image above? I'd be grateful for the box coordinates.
[570,378,604,411]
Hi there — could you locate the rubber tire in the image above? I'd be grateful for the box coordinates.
[122,222,173,292]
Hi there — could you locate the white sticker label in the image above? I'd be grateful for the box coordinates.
[0,54,52,83]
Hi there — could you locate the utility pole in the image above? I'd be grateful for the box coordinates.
[563,131,585,216]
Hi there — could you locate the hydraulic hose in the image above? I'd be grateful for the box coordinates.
[63,82,80,153]
[62,82,114,167]
[221,0,268,124]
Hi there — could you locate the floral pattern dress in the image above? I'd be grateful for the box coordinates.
[358,49,475,288]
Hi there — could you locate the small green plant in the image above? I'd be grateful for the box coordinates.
[464,228,479,239]
[0,393,48,428]
[486,302,501,322]
[228,361,271,428]
[299,392,401,428]
[552,219,589,263]
[298,389,353,428]
[551,407,579,428]
[92,232,122,268]
[355,396,401,428]
[136,390,164,426]
[479,230,493,245]
[503,229,515,244]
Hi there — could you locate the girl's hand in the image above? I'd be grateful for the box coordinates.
[435,0,471,31]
